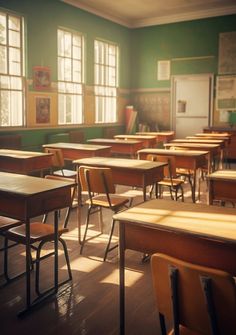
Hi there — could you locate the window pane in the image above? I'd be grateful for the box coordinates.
[9,47,21,75]
[0,45,7,73]
[11,76,22,89]
[9,15,20,31]
[64,58,72,81]
[64,32,72,57]
[9,30,20,47]
[0,75,10,88]
[0,13,7,44]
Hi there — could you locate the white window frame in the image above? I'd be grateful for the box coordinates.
[0,10,25,127]
[57,27,84,125]
[94,39,118,124]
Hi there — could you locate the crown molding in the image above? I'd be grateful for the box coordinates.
[61,0,130,27]
[62,1,236,28]
[131,5,236,28]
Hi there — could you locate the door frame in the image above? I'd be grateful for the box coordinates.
[171,73,214,132]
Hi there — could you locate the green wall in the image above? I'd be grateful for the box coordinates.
[130,14,236,89]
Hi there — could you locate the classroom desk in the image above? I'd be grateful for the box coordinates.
[0,149,53,175]
[138,148,208,203]
[42,142,111,161]
[73,156,166,202]
[114,134,157,148]
[164,142,220,172]
[86,138,143,158]
[207,170,236,205]
[0,172,74,315]
[135,131,175,143]
[171,139,224,168]
[113,199,236,335]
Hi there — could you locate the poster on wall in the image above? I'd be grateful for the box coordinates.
[33,66,51,90]
[157,60,170,80]
[35,96,50,124]
[218,31,236,74]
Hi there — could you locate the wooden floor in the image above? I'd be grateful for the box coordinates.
[0,176,229,335]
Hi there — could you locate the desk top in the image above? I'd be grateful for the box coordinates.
[164,142,220,150]
[113,199,236,244]
[114,134,156,140]
[0,171,74,197]
[138,148,208,157]
[73,156,166,171]
[207,170,236,181]
[196,132,231,138]
[42,142,111,151]
[87,138,142,145]
[172,139,223,145]
[136,131,175,136]
[0,149,52,159]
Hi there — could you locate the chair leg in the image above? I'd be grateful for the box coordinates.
[103,219,118,262]
[35,238,72,296]
[80,206,92,254]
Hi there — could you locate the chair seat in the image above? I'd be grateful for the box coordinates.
[169,325,200,335]
[85,194,129,209]
[6,222,68,244]
[159,178,185,187]
[53,169,77,179]
[0,216,22,232]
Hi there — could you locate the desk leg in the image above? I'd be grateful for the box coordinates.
[119,222,125,335]
[54,210,59,293]
[25,218,31,309]
[192,170,196,203]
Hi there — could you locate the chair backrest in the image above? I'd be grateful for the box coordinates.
[44,147,65,169]
[79,166,116,195]
[151,253,236,335]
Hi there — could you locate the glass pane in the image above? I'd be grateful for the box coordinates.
[73,45,80,60]
[58,81,65,92]
[73,59,80,82]
[9,30,20,47]
[0,75,10,89]
[64,58,71,81]
[10,76,22,89]
[9,15,20,31]
[64,32,72,57]
[109,67,116,86]
[0,90,10,126]
[0,45,7,73]
[58,94,65,124]
[73,35,81,47]
[9,47,21,75]
[11,90,22,125]
[58,29,64,56]
[0,13,7,44]
[58,57,65,80]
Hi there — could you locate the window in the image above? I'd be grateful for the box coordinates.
[57,28,84,125]
[0,11,25,127]
[94,40,118,123]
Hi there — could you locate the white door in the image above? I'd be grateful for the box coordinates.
[171,74,213,138]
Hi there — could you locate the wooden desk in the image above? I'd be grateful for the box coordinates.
[138,148,208,202]
[136,131,175,143]
[0,149,53,175]
[0,172,74,315]
[87,138,143,158]
[113,199,236,335]
[114,135,157,148]
[73,157,166,202]
[42,142,111,160]
[164,142,220,172]
[207,170,236,205]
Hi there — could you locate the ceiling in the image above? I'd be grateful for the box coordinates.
[62,0,236,28]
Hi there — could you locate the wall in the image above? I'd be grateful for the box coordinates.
[130,15,236,130]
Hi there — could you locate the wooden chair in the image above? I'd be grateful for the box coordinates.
[44,147,77,179]
[147,154,184,201]
[0,216,23,283]
[5,175,76,296]
[151,253,236,335]
[79,166,130,261]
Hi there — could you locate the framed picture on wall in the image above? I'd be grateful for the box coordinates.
[33,66,51,90]
[35,96,50,124]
